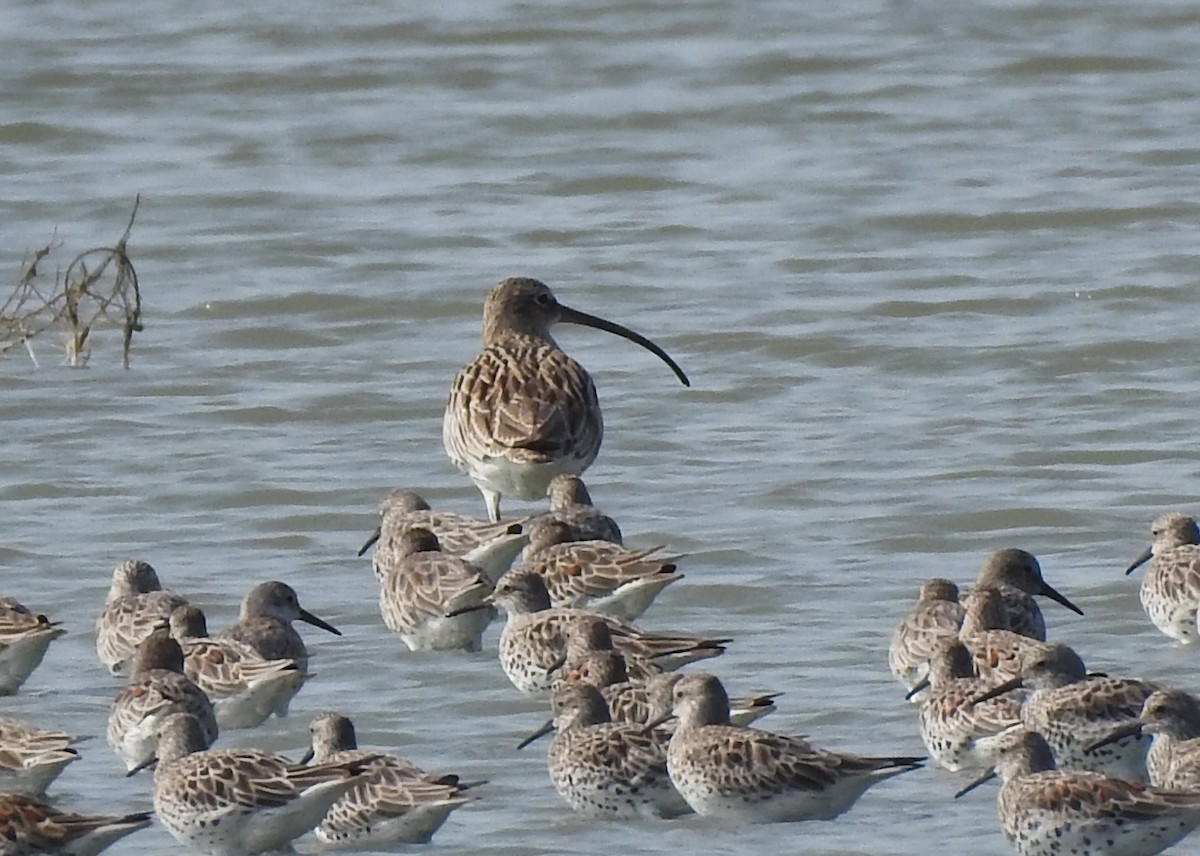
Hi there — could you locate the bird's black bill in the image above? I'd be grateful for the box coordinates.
[299,609,342,636]
[1038,582,1084,616]
[517,719,555,750]
[560,305,690,387]
[357,528,382,557]
[954,768,997,799]
[1125,547,1153,576]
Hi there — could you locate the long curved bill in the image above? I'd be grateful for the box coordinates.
[299,608,342,636]
[517,719,555,750]
[559,305,690,387]
[1038,582,1084,616]
[1126,547,1153,576]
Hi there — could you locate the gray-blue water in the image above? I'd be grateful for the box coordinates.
[2,0,1200,852]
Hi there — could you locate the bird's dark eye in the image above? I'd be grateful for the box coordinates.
[534,292,551,306]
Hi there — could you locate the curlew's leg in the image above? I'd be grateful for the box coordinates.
[481,486,503,523]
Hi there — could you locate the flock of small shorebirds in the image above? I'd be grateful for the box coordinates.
[3,277,1200,856]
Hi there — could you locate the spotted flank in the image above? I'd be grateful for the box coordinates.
[956,728,1200,856]
[969,643,1158,782]
[911,641,1024,772]
[520,682,689,819]
[1126,513,1200,644]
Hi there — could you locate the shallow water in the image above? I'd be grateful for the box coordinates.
[2,0,1200,852]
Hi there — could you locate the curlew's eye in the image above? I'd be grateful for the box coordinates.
[534,292,552,306]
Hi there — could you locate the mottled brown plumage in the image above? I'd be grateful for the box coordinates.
[443,278,688,522]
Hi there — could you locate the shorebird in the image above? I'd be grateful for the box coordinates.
[528,474,623,547]
[169,605,311,730]
[358,489,528,583]
[302,712,477,847]
[970,643,1159,781]
[888,578,965,698]
[148,713,368,856]
[443,277,690,522]
[95,559,188,675]
[956,727,1200,856]
[0,596,66,694]
[218,581,340,672]
[1088,690,1200,789]
[653,674,923,823]
[969,548,1083,640]
[476,572,727,695]
[0,792,151,856]
[518,682,690,819]
[375,529,495,652]
[1125,512,1200,644]
[107,631,218,773]
[908,640,1024,772]
[513,518,682,620]
[0,715,83,796]
[958,586,1058,684]
[602,672,779,729]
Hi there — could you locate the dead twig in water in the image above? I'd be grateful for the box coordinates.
[1,197,144,367]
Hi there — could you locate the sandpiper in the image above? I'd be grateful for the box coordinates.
[480,572,727,695]
[958,586,1058,684]
[375,529,495,652]
[529,474,623,546]
[1126,513,1200,644]
[888,578,965,698]
[107,631,218,773]
[956,727,1200,856]
[302,712,476,847]
[218,581,340,671]
[149,712,368,856]
[657,673,923,823]
[360,489,527,584]
[602,672,780,729]
[970,643,1158,781]
[169,605,310,730]
[513,518,682,620]
[0,596,65,694]
[95,559,188,675]
[0,792,151,856]
[970,548,1083,640]
[1088,690,1200,789]
[0,715,82,796]
[552,616,665,690]
[518,682,690,819]
[908,640,1024,772]
[442,277,689,522]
